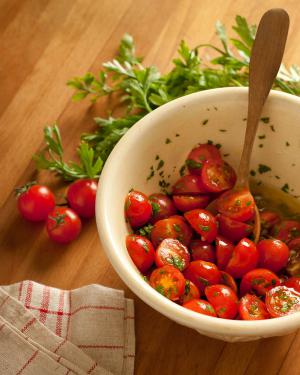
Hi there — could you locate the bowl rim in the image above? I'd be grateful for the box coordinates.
[96,87,300,337]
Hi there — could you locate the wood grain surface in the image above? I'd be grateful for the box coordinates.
[1,1,300,374]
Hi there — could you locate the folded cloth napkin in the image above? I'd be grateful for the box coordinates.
[0,281,135,375]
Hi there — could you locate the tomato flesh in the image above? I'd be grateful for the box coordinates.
[220,271,238,294]
[257,239,289,272]
[155,238,190,271]
[190,240,215,263]
[201,160,236,193]
[150,265,185,301]
[126,235,155,273]
[205,284,238,319]
[240,268,281,296]
[265,286,300,317]
[183,299,217,316]
[149,193,177,223]
[217,214,253,242]
[185,144,222,175]
[67,178,98,218]
[125,190,152,228]
[183,260,221,294]
[173,194,210,212]
[272,220,300,243]
[184,209,218,243]
[215,235,234,270]
[283,277,300,293]
[239,294,270,320]
[172,175,208,195]
[260,210,281,230]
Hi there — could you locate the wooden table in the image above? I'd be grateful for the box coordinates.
[1,1,300,373]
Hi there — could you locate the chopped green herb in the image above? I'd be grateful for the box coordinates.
[169,255,184,271]
[258,164,271,174]
[246,201,252,207]
[242,118,247,122]
[205,304,215,313]
[179,165,186,176]
[270,125,275,132]
[198,277,209,286]
[286,141,290,147]
[256,181,262,186]
[223,153,230,157]
[218,307,227,314]
[261,117,270,124]
[186,159,202,169]
[137,224,153,238]
[259,144,263,148]
[250,170,256,177]
[199,225,210,232]
[214,106,218,111]
[159,171,164,177]
[275,175,280,179]
[173,224,181,233]
[281,183,290,193]
[151,202,160,215]
[165,138,171,144]
[155,285,165,296]
[146,170,155,181]
[207,140,213,145]
[175,133,180,137]
[184,280,191,295]
[258,135,266,139]
[219,129,227,132]
[155,155,160,160]
[215,143,222,149]
[142,243,149,253]
[202,119,209,125]
[157,160,164,170]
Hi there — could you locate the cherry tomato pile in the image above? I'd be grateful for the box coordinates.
[16,179,98,244]
[124,143,300,320]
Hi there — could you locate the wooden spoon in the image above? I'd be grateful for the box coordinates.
[214,9,290,242]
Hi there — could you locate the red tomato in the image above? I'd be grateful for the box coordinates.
[283,277,300,293]
[173,195,210,212]
[260,210,280,230]
[183,260,221,294]
[216,188,255,222]
[217,214,253,242]
[257,239,289,272]
[185,144,222,175]
[17,183,55,222]
[155,238,190,271]
[265,286,300,317]
[184,209,217,243]
[66,179,98,218]
[179,280,200,304]
[149,193,177,223]
[201,160,236,193]
[183,299,217,317]
[220,271,238,294]
[225,238,259,279]
[205,284,238,319]
[46,207,81,244]
[272,220,300,243]
[172,175,207,195]
[190,240,215,263]
[150,216,193,248]
[125,190,152,228]
[215,235,234,270]
[240,268,281,296]
[126,235,155,273]
[150,265,185,301]
[239,294,270,320]
[286,238,300,276]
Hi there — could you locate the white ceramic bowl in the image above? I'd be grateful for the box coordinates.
[96,87,300,342]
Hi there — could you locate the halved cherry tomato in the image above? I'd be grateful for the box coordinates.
[215,235,234,270]
[265,286,300,317]
[126,235,155,273]
[150,217,193,248]
[240,268,280,296]
[220,271,238,294]
[190,240,215,263]
[179,280,200,304]
[67,178,98,218]
[173,195,210,212]
[185,144,222,175]
[150,265,185,301]
[149,193,177,223]
[239,294,270,320]
[183,260,221,294]
[201,160,236,193]
[225,238,259,279]
[184,209,217,243]
[125,190,152,228]
[272,220,300,243]
[260,210,280,230]
[257,239,289,272]
[216,188,255,222]
[283,277,300,293]
[217,214,253,242]
[172,175,207,195]
[205,284,238,319]
[155,238,190,271]
[286,237,300,276]
[183,299,217,317]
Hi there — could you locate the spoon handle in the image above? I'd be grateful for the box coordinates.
[237,9,289,187]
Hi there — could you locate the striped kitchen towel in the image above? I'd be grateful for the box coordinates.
[0,281,135,374]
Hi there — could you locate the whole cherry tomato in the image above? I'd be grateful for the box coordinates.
[215,235,234,270]
[257,239,289,272]
[217,214,253,242]
[184,209,217,243]
[272,220,300,243]
[190,240,215,263]
[283,277,300,293]
[185,143,222,175]
[125,190,152,228]
[151,216,192,248]
[155,238,190,271]
[265,286,300,317]
[183,299,217,317]
[225,238,259,279]
[205,284,238,319]
[240,268,280,296]
[150,265,185,301]
[179,280,200,304]
[239,294,270,320]
[126,235,155,273]
[46,207,81,244]
[201,160,236,193]
[260,210,280,230]
[149,193,177,223]
[216,188,255,222]
[220,271,238,294]
[172,175,207,195]
[173,195,210,212]
[183,260,221,294]
[16,182,55,222]
[67,179,98,218]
